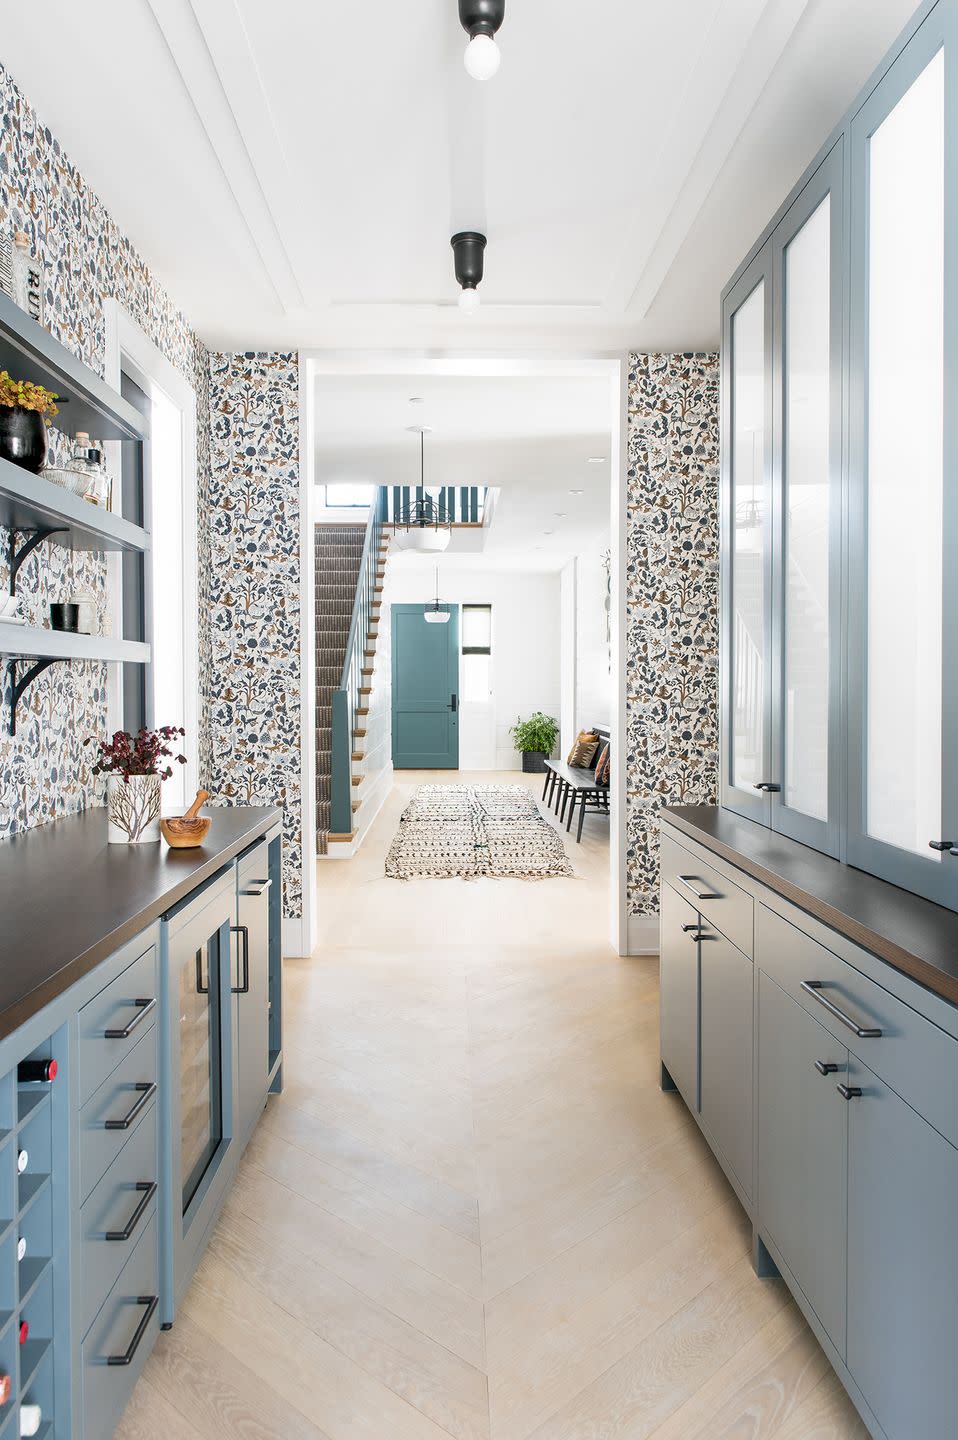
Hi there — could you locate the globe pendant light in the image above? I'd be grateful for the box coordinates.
[424,567,451,624]
[459,0,505,80]
[393,428,451,553]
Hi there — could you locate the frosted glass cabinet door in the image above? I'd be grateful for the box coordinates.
[722,247,773,824]
[848,15,957,906]
[771,148,843,853]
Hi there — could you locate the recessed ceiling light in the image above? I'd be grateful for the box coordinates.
[569,488,584,495]
[588,456,606,464]
[405,424,433,434]
[543,530,555,536]
[408,396,425,405]
[554,512,566,518]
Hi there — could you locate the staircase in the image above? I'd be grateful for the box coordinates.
[315,525,367,854]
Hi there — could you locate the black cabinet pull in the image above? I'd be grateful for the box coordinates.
[104,997,156,1040]
[929,840,958,855]
[681,923,701,933]
[800,981,882,1038]
[677,874,721,901]
[231,924,250,994]
[837,1083,863,1100]
[449,693,458,713]
[814,1060,839,1075]
[104,1082,156,1132]
[105,1181,156,1241]
[752,781,781,793]
[107,1295,158,1366]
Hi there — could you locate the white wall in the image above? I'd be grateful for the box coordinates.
[385,566,561,770]
[575,543,612,732]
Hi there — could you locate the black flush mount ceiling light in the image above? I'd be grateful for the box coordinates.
[459,0,505,79]
[451,230,486,313]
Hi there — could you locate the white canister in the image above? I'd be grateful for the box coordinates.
[106,774,161,844]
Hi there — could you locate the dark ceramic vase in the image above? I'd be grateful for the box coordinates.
[0,405,46,472]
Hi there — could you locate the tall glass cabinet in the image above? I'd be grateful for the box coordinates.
[720,0,958,909]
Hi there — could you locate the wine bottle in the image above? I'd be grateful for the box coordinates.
[0,1372,9,1405]
[17,1321,27,1345]
[16,1237,26,1262]
[16,1150,27,1175]
[17,1058,56,1083]
[19,1404,40,1437]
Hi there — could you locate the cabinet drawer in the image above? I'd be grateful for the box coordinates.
[79,1023,157,1203]
[661,832,753,957]
[79,945,158,1105]
[79,1103,157,1336]
[81,1213,160,1440]
[758,904,958,1150]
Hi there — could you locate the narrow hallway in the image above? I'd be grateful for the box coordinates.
[120,775,867,1440]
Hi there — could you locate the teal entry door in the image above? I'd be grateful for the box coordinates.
[391,604,460,768]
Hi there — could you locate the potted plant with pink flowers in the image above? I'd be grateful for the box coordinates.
[88,726,187,843]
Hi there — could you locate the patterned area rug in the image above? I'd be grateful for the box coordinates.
[385,784,574,881]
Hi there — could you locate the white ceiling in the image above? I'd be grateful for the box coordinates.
[316,372,612,572]
[2,0,917,352]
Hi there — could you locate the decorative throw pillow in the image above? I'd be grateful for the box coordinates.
[595,743,611,786]
[567,731,599,768]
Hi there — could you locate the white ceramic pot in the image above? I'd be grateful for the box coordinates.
[106,774,161,844]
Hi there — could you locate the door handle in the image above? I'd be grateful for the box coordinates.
[231,924,250,994]
[104,1082,156,1131]
[105,1180,157,1241]
[104,997,156,1040]
[753,781,781,793]
[449,693,458,712]
[800,980,882,1038]
[107,1295,158,1366]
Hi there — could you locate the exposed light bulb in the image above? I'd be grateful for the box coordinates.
[464,32,500,80]
[458,286,481,314]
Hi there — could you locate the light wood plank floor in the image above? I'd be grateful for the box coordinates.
[120,771,869,1440]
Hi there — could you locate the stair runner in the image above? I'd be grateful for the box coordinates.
[315,524,367,854]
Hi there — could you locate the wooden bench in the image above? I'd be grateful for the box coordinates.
[542,727,610,842]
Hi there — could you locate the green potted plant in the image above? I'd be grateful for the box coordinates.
[0,370,59,473]
[510,712,559,774]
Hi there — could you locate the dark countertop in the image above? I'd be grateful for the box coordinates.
[0,805,280,1041]
[662,805,958,1008]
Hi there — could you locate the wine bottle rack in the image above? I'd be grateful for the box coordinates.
[0,1031,65,1440]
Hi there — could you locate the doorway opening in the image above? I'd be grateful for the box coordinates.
[300,354,627,954]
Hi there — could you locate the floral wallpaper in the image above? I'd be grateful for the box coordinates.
[0,61,209,839]
[207,353,302,918]
[626,352,720,916]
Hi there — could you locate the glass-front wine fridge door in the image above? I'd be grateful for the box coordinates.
[179,933,223,1214]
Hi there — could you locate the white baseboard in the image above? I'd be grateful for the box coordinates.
[282,917,307,958]
[627,914,659,955]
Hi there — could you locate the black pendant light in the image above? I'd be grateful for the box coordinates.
[459,0,505,79]
[451,231,486,313]
[424,567,451,625]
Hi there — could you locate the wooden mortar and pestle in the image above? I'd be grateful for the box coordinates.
[160,790,211,848]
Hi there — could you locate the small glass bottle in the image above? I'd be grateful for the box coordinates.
[11,231,43,324]
[72,432,110,507]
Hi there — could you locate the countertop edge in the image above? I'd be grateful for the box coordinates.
[661,807,958,1009]
[0,807,281,1043]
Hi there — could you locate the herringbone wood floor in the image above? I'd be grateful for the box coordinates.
[119,772,868,1440]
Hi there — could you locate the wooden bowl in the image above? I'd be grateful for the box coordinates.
[160,816,212,849]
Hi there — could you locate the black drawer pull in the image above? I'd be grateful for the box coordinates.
[104,997,156,1040]
[104,1082,156,1132]
[105,1181,156,1242]
[752,781,781,793]
[230,924,250,995]
[677,874,721,901]
[800,981,882,1038]
[814,1060,839,1075]
[107,1295,158,1366]
[837,1083,863,1100]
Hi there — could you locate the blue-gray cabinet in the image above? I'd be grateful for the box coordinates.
[234,842,271,1150]
[661,810,958,1440]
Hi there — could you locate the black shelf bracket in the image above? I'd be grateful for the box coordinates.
[6,656,60,735]
[9,527,68,596]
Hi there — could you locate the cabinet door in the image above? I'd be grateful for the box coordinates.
[700,928,753,1199]
[847,7,958,906]
[758,971,847,1353]
[721,244,774,824]
[659,883,700,1109]
[235,848,271,1148]
[846,1058,958,1440]
[770,144,843,855]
